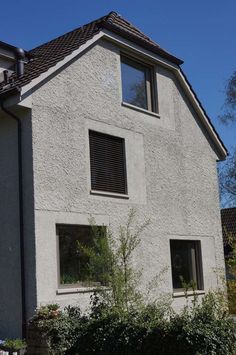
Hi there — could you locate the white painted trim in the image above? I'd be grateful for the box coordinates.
[177,70,227,159]
[102,29,180,70]
[21,31,104,97]
[18,28,226,159]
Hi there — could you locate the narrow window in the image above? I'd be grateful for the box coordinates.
[57,224,107,287]
[170,240,203,291]
[89,130,127,195]
[121,55,155,112]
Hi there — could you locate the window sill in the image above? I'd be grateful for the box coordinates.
[122,102,160,118]
[57,286,109,295]
[173,290,205,298]
[90,189,129,199]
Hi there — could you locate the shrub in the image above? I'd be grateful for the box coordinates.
[0,338,26,351]
[81,209,150,312]
[66,292,235,355]
[28,304,83,354]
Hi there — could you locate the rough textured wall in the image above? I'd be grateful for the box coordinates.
[31,39,224,310]
[0,108,36,338]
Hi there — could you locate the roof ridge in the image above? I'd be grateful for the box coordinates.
[113,14,153,42]
[105,11,119,24]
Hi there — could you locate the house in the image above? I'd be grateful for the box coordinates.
[0,12,227,338]
[221,207,236,265]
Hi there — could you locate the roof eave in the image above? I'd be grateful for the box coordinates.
[101,21,183,66]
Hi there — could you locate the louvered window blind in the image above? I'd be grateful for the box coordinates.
[89,130,127,194]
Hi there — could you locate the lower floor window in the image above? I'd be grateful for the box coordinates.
[170,240,203,291]
[57,224,108,287]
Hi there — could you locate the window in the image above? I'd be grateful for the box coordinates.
[89,130,127,195]
[121,55,156,112]
[170,240,203,291]
[57,224,107,287]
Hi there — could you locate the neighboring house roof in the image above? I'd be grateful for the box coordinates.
[0,11,182,93]
[221,207,236,239]
[221,208,236,246]
[0,40,31,58]
[0,11,228,159]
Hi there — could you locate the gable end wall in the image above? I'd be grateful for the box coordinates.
[30,38,225,310]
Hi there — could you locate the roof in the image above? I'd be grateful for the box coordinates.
[221,208,236,245]
[0,11,182,93]
[0,11,228,159]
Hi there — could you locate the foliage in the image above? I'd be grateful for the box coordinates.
[79,209,150,312]
[1,338,26,351]
[224,229,236,314]
[66,291,235,355]
[29,292,236,355]
[170,291,235,355]
[218,69,236,207]
[105,209,150,311]
[218,150,236,207]
[76,222,113,287]
[220,70,236,124]
[28,305,83,355]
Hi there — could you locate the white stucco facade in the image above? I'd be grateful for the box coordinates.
[0,37,225,338]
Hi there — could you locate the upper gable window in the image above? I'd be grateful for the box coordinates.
[121,55,156,112]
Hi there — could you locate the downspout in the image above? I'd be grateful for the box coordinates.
[0,88,27,336]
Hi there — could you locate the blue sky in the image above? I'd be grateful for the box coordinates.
[1,0,235,153]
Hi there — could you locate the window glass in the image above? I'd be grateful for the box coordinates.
[121,58,149,110]
[170,240,203,291]
[58,224,106,287]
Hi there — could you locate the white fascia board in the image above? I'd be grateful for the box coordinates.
[21,31,104,97]
[101,29,179,70]
[177,70,227,159]
[101,30,227,159]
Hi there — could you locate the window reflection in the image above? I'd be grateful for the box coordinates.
[121,60,148,109]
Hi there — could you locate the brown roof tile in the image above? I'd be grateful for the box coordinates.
[0,11,182,93]
[221,208,236,245]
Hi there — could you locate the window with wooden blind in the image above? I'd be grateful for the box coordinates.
[89,130,128,195]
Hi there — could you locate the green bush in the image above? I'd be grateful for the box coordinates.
[29,291,236,355]
[28,304,83,354]
[1,338,26,351]
[66,292,235,355]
